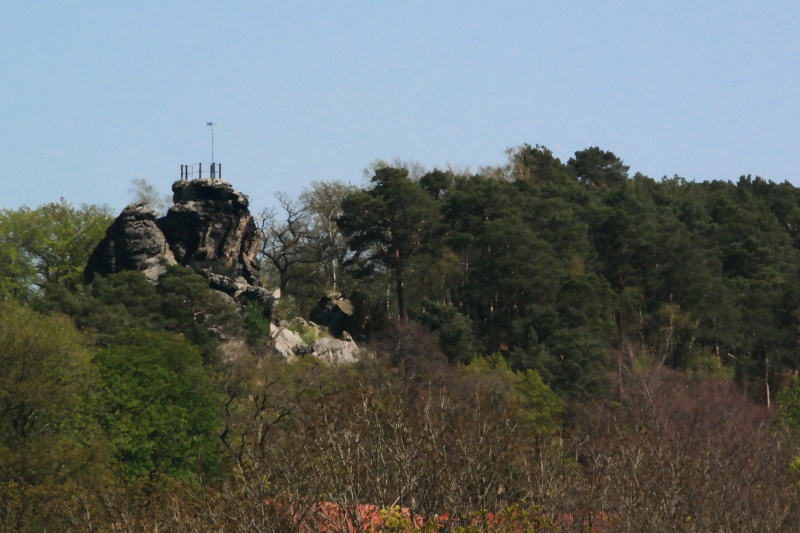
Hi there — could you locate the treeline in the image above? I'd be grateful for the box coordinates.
[269,145,800,403]
[3,146,800,530]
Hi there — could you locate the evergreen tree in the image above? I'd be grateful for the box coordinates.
[338,167,439,320]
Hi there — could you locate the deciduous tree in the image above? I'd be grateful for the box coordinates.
[0,302,106,486]
[0,200,112,299]
[95,330,222,482]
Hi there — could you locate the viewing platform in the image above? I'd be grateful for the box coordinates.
[180,162,222,180]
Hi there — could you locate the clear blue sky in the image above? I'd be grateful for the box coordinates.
[2,1,799,214]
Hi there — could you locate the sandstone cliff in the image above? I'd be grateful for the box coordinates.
[85,178,275,313]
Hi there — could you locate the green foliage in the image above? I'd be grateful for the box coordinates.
[43,266,243,356]
[285,317,328,344]
[419,298,476,364]
[0,200,112,300]
[271,293,299,321]
[338,166,440,319]
[10,146,800,529]
[465,354,564,435]
[95,330,222,482]
[568,146,629,188]
[516,369,566,435]
[0,301,107,486]
[685,353,734,379]
[154,266,243,350]
[243,303,272,346]
[358,153,800,403]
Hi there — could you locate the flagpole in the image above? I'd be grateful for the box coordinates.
[207,122,217,163]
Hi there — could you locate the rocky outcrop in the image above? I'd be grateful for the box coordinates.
[269,318,361,363]
[310,292,357,337]
[311,336,360,364]
[157,179,262,285]
[85,203,177,281]
[85,178,275,314]
[270,326,308,362]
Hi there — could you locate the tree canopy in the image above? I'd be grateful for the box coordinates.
[0,200,112,300]
[6,144,800,530]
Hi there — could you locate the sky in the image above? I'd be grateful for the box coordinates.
[2,1,799,214]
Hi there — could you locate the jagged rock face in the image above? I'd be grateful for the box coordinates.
[85,203,177,281]
[85,179,274,313]
[158,179,262,284]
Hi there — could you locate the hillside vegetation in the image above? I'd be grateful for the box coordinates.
[3,145,800,531]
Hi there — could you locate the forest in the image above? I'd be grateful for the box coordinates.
[3,144,800,531]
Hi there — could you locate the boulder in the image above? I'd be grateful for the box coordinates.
[311,336,360,364]
[270,326,306,362]
[269,322,362,364]
[84,203,176,282]
[310,292,356,337]
[202,269,276,309]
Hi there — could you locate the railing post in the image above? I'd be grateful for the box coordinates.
[219,164,222,180]
[199,163,202,179]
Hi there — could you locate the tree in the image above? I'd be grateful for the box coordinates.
[465,353,564,435]
[419,169,455,201]
[0,301,106,486]
[257,183,359,314]
[95,330,222,482]
[568,147,629,188]
[505,144,575,190]
[129,178,171,214]
[42,266,243,357]
[419,298,476,364]
[258,192,317,299]
[778,374,800,431]
[571,366,797,530]
[0,200,112,299]
[338,167,439,320]
[299,180,359,293]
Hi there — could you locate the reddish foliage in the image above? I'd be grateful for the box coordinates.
[266,500,424,532]
[266,499,607,532]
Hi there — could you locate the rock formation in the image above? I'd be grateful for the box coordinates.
[84,203,177,281]
[85,178,362,363]
[311,336,360,364]
[85,178,275,313]
[309,292,357,337]
[157,179,261,283]
[269,318,360,364]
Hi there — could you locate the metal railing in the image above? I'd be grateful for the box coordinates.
[180,162,222,180]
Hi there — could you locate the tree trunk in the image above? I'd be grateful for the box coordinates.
[394,244,407,321]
